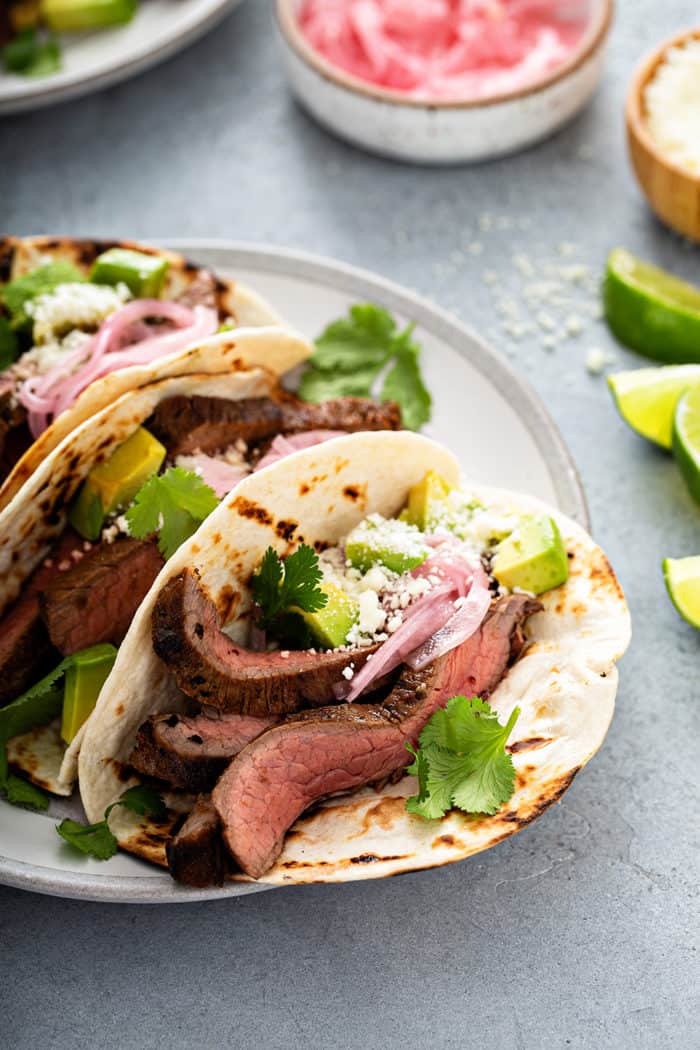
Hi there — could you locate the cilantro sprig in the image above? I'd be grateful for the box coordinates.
[0,660,72,813]
[57,786,167,861]
[406,697,520,819]
[252,545,327,637]
[298,304,432,431]
[1,28,61,80]
[126,466,219,560]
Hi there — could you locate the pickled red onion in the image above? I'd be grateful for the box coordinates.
[298,0,587,101]
[338,546,490,701]
[19,301,217,438]
[179,454,250,499]
[254,430,348,472]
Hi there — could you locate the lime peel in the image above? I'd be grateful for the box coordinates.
[663,556,700,629]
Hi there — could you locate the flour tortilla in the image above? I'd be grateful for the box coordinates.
[0,338,307,795]
[0,236,310,510]
[78,432,631,885]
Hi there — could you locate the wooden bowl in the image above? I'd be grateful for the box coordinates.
[626,28,700,243]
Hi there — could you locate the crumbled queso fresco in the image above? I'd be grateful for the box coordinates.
[318,546,432,648]
[26,281,131,346]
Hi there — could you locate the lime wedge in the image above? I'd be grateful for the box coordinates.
[663,556,700,629]
[673,386,700,504]
[604,248,700,363]
[607,365,700,448]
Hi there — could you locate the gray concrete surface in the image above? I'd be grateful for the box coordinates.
[1,2,698,1047]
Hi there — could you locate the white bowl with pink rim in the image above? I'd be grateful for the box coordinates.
[275,0,613,164]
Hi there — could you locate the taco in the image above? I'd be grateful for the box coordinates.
[0,346,402,798]
[77,432,630,886]
[0,236,300,511]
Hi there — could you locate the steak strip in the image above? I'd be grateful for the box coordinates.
[148,395,402,457]
[131,710,279,793]
[41,537,164,655]
[166,796,226,888]
[211,595,541,879]
[0,530,84,707]
[152,569,383,716]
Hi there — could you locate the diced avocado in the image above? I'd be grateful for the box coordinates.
[90,247,169,298]
[68,426,166,541]
[60,644,117,745]
[1,260,85,331]
[40,0,137,33]
[404,470,453,530]
[346,516,429,574]
[492,515,569,595]
[295,583,358,650]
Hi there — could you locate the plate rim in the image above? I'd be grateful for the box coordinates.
[0,0,244,117]
[0,238,588,903]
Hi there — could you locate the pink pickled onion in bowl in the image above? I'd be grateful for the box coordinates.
[255,430,348,472]
[19,301,217,438]
[298,0,588,102]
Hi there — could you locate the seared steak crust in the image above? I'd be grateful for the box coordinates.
[0,530,84,707]
[148,395,402,457]
[41,537,163,655]
[152,569,381,716]
[131,710,279,793]
[211,595,541,879]
[166,796,226,888]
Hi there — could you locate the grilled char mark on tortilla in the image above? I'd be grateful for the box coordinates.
[0,530,85,707]
[41,538,164,655]
[148,395,402,457]
[211,595,541,879]
[152,569,383,716]
[131,710,279,793]
[166,796,226,888]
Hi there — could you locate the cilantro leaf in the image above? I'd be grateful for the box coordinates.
[311,305,397,372]
[0,318,19,369]
[56,786,166,861]
[2,28,61,79]
[107,785,166,821]
[5,773,49,811]
[126,467,219,560]
[380,326,432,431]
[298,303,432,431]
[56,819,118,861]
[252,544,327,634]
[406,697,520,819]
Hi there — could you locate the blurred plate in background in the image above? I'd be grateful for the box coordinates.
[0,0,244,116]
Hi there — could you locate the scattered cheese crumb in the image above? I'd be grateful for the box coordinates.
[585,348,613,375]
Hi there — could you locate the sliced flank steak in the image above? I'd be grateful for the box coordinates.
[148,394,402,457]
[131,710,279,793]
[0,530,85,706]
[166,796,226,888]
[211,594,541,879]
[152,569,383,717]
[41,537,163,655]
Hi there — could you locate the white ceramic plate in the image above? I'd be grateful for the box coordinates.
[0,0,243,116]
[0,241,587,902]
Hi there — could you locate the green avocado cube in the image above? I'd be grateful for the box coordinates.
[60,644,117,745]
[68,426,166,541]
[1,260,85,331]
[295,583,358,650]
[90,247,168,298]
[403,470,453,531]
[40,0,137,32]
[346,516,429,574]
[492,515,569,595]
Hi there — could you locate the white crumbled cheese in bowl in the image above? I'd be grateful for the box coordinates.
[644,38,700,175]
[27,281,131,345]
